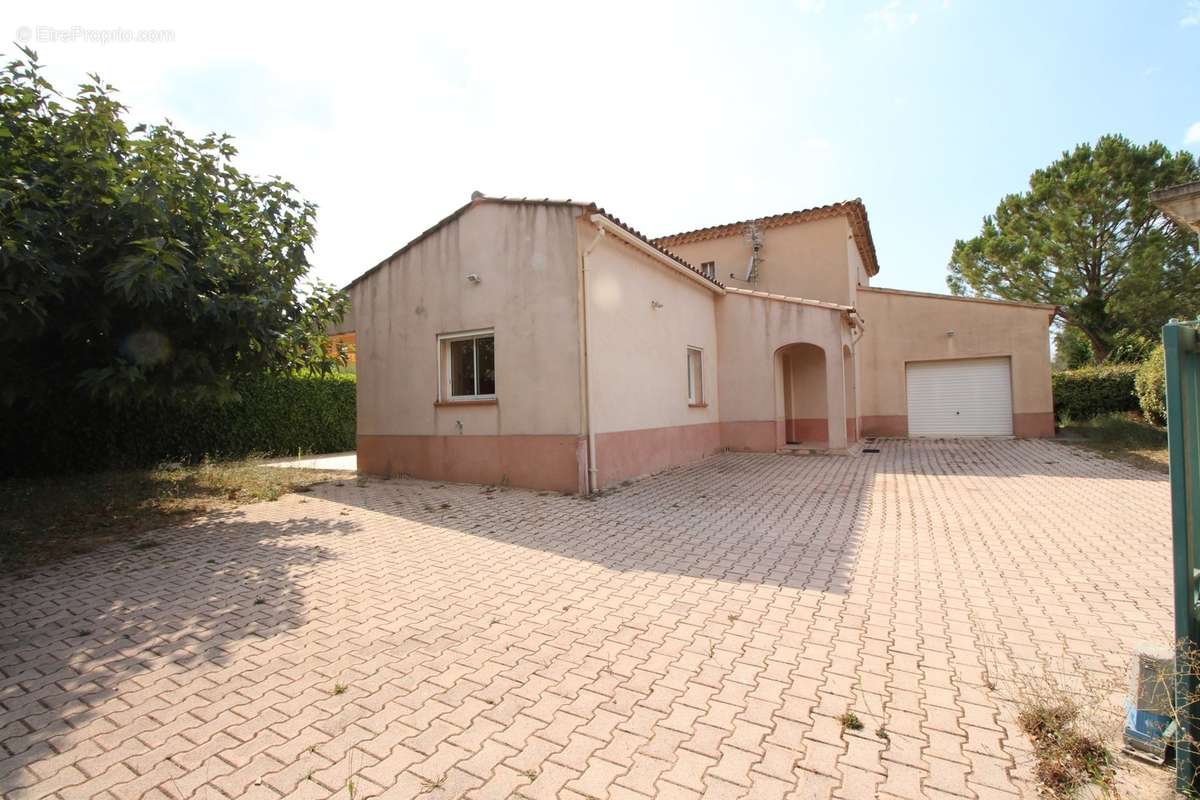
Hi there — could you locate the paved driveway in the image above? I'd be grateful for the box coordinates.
[0,440,1172,799]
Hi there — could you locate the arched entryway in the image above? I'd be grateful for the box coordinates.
[843,344,857,443]
[777,343,828,446]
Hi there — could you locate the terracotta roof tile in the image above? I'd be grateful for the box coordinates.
[589,206,726,289]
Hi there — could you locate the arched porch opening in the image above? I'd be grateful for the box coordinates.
[776,343,828,446]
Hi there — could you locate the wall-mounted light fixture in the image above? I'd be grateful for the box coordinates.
[466,273,481,284]
[650,300,664,310]
[946,330,956,337]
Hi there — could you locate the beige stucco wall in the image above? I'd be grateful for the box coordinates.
[848,232,869,290]
[855,287,1054,435]
[665,216,855,305]
[352,202,584,439]
[715,292,852,449]
[584,224,721,435]
[782,346,828,417]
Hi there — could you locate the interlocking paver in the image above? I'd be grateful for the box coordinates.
[0,442,1175,798]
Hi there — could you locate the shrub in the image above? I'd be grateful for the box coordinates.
[1052,364,1139,422]
[0,373,355,478]
[1136,346,1167,425]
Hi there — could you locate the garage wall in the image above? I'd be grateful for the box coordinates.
[856,287,1054,437]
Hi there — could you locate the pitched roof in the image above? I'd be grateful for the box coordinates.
[344,193,725,292]
[588,205,726,291]
[651,199,881,277]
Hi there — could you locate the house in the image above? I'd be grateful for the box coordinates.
[338,193,1054,494]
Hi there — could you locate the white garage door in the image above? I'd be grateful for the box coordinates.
[906,357,1013,437]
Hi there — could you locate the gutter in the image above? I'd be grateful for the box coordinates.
[579,225,606,494]
[589,214,724,295]
[724,285,853,312]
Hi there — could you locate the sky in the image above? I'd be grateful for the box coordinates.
[4,1,1199,293]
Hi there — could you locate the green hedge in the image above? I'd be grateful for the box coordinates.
[1,373,355,478]
[1136,347,1167,425]
[1052,364,1139,422]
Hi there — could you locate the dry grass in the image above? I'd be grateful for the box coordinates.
[1058,412,1168,473]
[1017,698,1115,798]
[838,711,864,732]
[989,654,1127,798]
[970,605,1146,799]
[0,459,354,573]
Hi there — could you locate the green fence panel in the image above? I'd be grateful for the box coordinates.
[1165,320,1200,792]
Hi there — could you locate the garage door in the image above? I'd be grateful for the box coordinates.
[906,357,1013,437]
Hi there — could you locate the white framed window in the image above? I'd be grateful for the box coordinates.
[687,346,704,405]
[438,329,496,401]
[700,261,716,280]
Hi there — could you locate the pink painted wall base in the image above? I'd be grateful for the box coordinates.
[358,434,588,494]
[785,418,828,445]
[594,422,722,489]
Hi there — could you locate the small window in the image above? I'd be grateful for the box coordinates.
[700,261,716,280]
[440,330,495,400]
[687,347,703,404]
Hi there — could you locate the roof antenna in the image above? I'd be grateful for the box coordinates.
[470,190,485,201]
[744,222,764,282]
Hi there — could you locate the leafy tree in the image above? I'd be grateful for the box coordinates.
[948,134,1200,363]
[1053,326,1094,370]
[0,49,347,409]
[1107,329,1155,364]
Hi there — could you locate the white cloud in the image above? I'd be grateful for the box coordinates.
[1183,0,1200,26]
[865,1,919,33]
[6,0,842,289]
[1186,122,1200,145]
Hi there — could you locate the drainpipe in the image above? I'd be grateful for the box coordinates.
[848,309,866,348]
[846,310,866,439]
[580,225,606,494]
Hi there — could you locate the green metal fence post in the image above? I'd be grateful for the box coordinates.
[1166,320,1200,793]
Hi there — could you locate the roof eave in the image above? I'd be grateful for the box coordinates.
[590,214,725,294]
[652,199,881,277]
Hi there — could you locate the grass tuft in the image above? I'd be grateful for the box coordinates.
[838,712,864,732]
[418,773,446,793]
